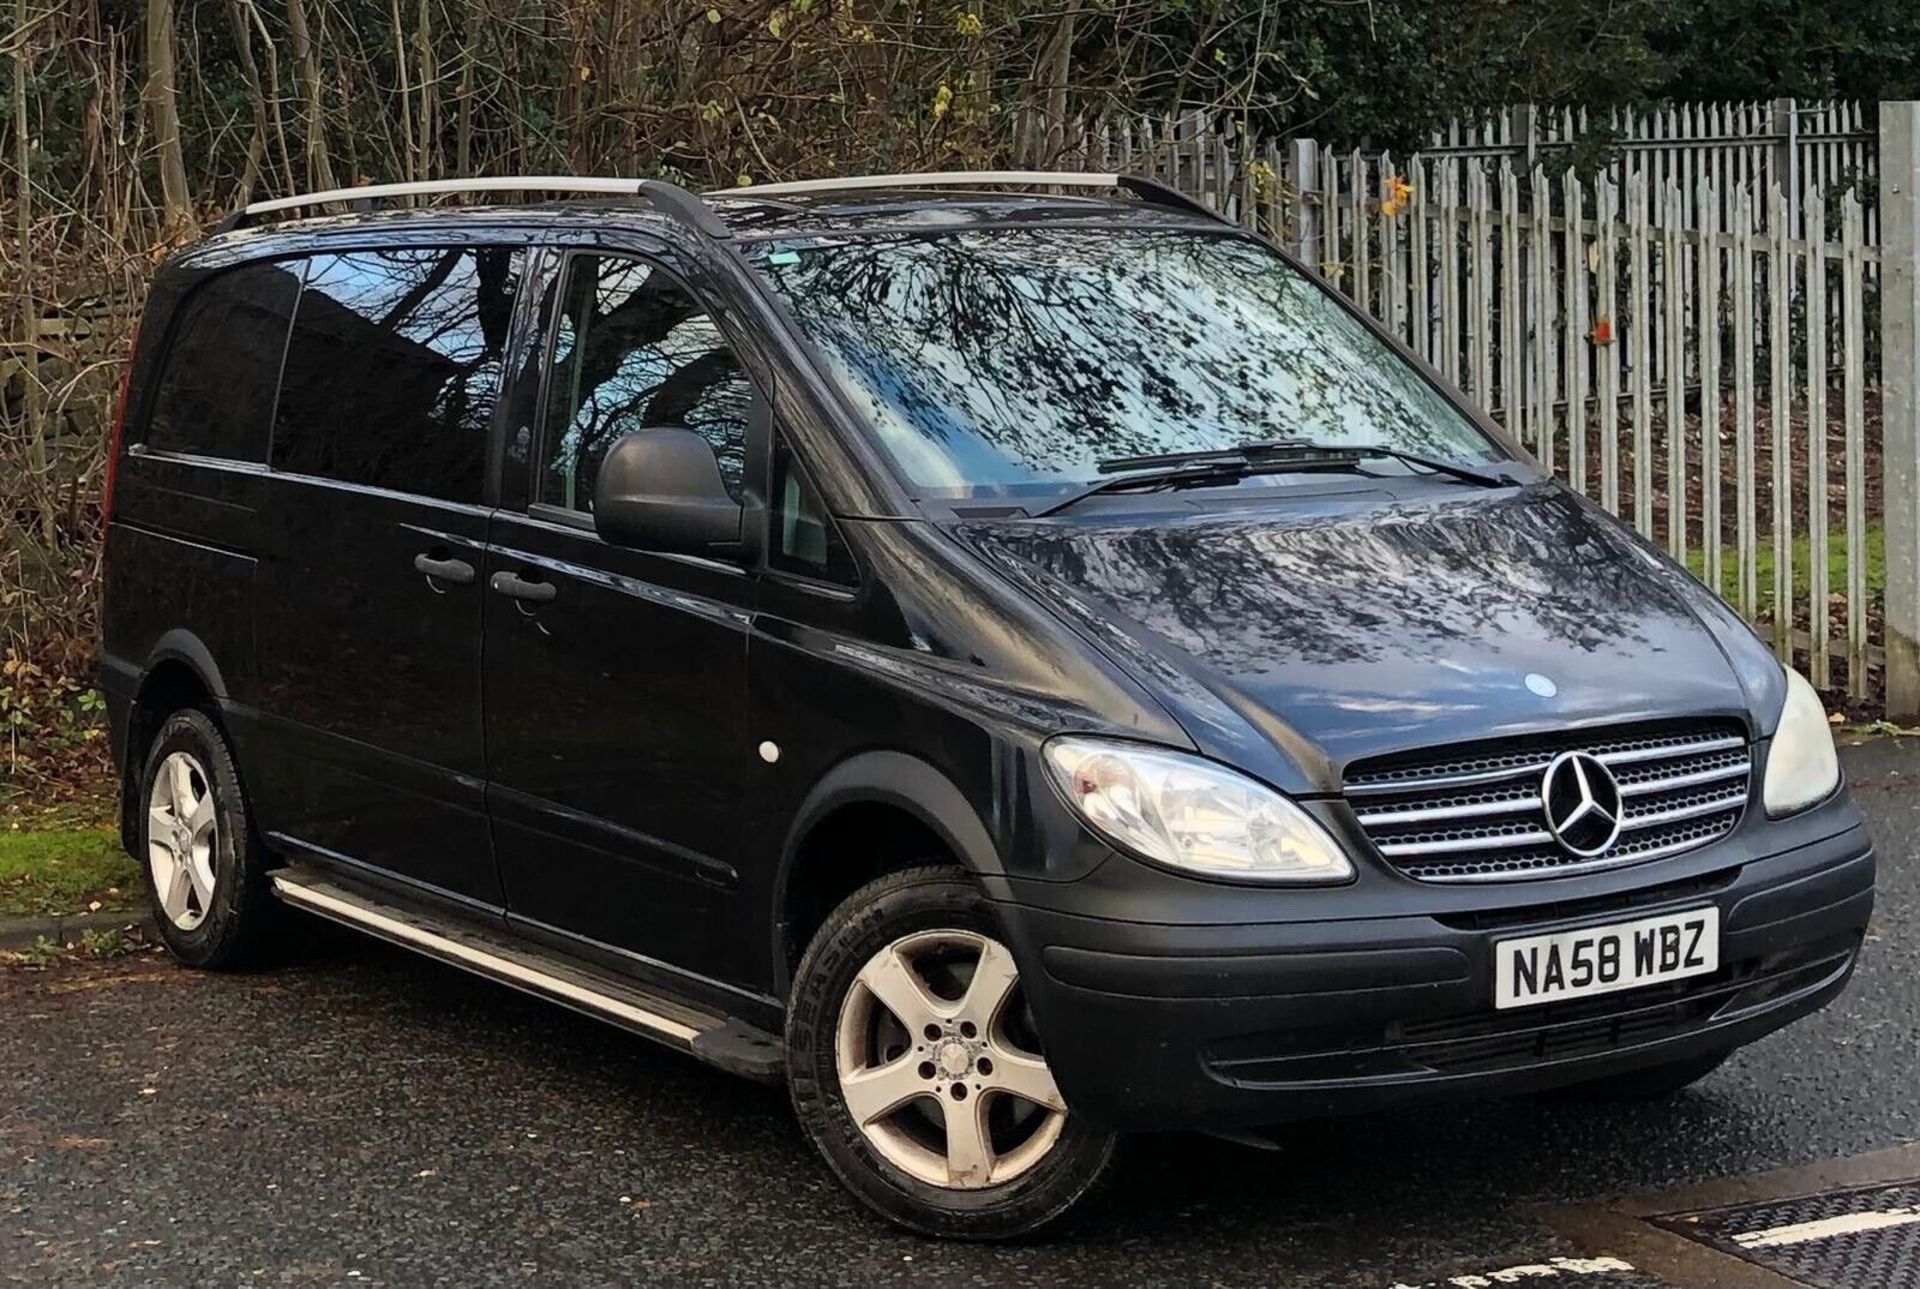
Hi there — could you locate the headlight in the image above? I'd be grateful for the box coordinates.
[1042,737,1353,883]
[1763,666,1840,817]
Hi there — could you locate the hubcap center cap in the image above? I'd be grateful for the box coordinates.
[934,1039,974,1078]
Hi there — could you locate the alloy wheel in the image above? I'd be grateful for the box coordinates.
[147,750,218,931]
[834,928,1067,1190]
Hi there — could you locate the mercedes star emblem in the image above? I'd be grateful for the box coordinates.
[1540,750,1624,857]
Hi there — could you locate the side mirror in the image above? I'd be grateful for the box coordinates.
[592,428,743,556]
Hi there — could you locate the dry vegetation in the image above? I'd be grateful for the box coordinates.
[5,0,1918,792]
[6,0,1263,795]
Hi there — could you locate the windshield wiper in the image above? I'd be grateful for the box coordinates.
[1105,439,1521,488]
[1028,448,1354,519]
[1328,441,1525,489]
[1029,439,1522,519]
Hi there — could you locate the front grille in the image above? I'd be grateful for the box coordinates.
[1345,721,1752,882]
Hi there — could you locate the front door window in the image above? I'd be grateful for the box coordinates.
[541,255,752,512]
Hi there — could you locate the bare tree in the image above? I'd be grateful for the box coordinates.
[142,0,191,225]
[13,0,49,545]
[285,0,339,191]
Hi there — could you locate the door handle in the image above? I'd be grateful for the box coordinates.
[490,570,557,604]
[413,552,476,585]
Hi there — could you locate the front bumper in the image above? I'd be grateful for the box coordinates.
[995,795,1874,1132]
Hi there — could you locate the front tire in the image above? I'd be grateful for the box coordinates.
[786,867,1116,1239]
[137,708,274,969]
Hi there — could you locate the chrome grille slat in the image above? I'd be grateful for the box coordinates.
[1619,758,1752,796]
[1352,794,1543,827]
[1405,823,1743,883]
[1377,828,1555,857]
[1620,789,1751,830]
[1345,721,1750,883]
[1345,761,1551,797]
[1594,734,1748,767]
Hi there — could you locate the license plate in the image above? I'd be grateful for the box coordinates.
[1494,907,1720,1010]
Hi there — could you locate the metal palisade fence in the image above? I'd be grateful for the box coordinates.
[1414,100,1878,245]
[1021,100,1920,714]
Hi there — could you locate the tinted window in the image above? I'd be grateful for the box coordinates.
[144,261,301,461]
[273,247,522,502]
[751,229,1501,500]
[540,255,751,512]
[770,436,856,584]
[501,273,562,486]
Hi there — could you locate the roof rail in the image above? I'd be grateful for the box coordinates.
[713,170,1225,222]
[213,176,729,239]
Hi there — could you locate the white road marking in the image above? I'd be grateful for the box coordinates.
[1731,1205,1920,1249]
[1387,1255,1637,1288]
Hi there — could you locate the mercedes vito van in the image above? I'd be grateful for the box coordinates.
[101,172,1874,1239]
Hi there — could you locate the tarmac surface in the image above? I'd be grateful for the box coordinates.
[3,738,1916,1288]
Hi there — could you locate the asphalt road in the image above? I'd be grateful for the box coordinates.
[4,739,1916,1289]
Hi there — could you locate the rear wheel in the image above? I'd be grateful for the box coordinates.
[138,708,274,969]
[787,868,1115,1239]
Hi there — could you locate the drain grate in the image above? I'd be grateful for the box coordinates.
[1651,1179,1920,1288]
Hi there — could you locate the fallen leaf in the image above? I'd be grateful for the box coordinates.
[47,971,179,994]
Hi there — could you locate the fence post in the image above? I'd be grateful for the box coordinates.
[1882,102,1920,718]
[1510,104,1537,172]
[1288,137,1320,263]
[1772,97,1800,234]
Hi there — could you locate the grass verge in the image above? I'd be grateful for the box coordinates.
[1683,524,1886,620]
[0,826,141,918]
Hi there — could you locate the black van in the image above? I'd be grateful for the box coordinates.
[101,173,1873,1239]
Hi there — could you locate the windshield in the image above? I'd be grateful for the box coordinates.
[750,227,1503,500]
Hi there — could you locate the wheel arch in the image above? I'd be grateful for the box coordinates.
[140,630,233,703]
[772,750,1006,993]
[118,633,233,853]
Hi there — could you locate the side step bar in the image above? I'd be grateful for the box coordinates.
[270,868,783,1081]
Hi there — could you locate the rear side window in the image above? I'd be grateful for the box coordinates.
[144,261,301,461]
[272,247,523,503]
